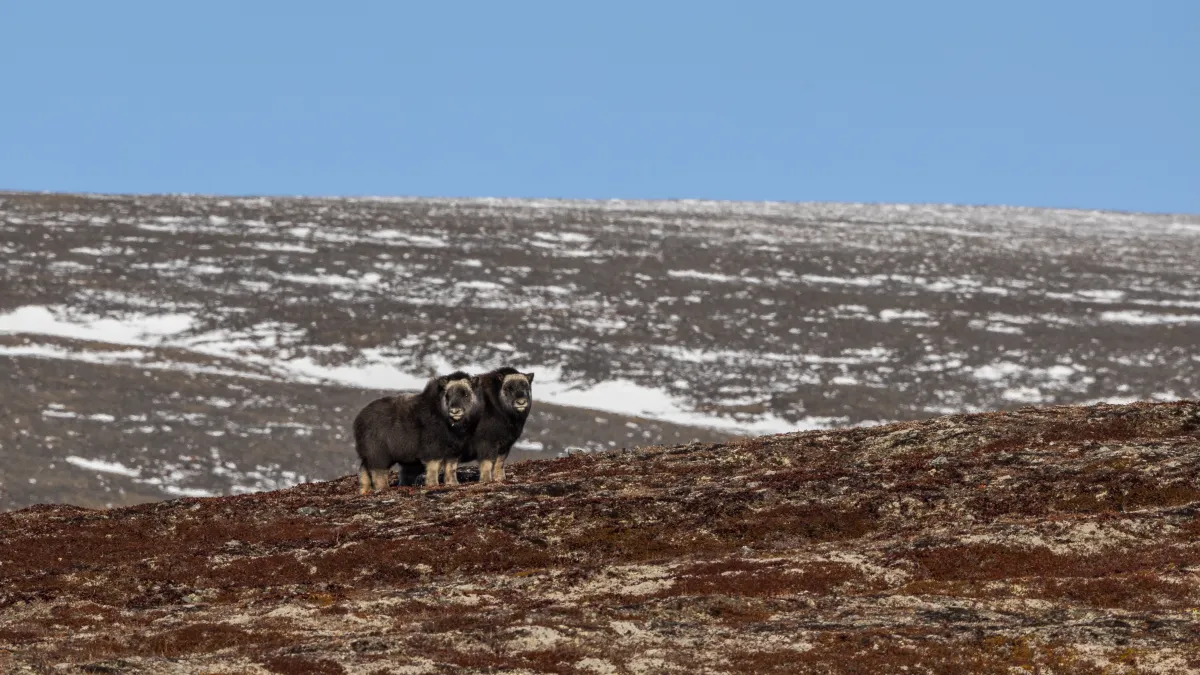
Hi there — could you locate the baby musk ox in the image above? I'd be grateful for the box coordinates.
[459,367,534,483]
[354,371,482,493]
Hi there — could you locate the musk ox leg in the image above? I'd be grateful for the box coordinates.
[398,463,421,486]
[358,465,374,495]
[370,468,391,491]
[443,458,460,486]
[424,459,443,487]
[494,453,509,482]
[478,457,495,483]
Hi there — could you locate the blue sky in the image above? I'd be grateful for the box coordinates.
[1,1,1196,213]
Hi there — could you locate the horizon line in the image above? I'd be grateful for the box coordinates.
[1,187,1196,219]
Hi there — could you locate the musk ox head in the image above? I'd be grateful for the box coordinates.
[500,371,534,414]
[437,371,480,424]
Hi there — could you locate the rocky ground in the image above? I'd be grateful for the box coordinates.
[2,191,1199,510]
[3,400,1200,673]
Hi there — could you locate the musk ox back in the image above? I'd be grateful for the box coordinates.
[354,371,482,493]
[462,367,534,483]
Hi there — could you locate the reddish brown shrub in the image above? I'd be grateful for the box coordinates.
[1033,573,1198,611]
[667,560,861,597]
[263,654,347,675]
[142,623,287,658]
[725,633,1104,675]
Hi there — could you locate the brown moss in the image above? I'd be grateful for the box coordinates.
[418,606,499,635]
[726,633,1106,675]
[555,498,876,567]
[42,633,129,663]
[894,579,1003,600]
[408,636,587,674]
[210,553,315,589]
[1033,573,1198,611]
[310,543,423,585]
[700,596,775,625]
[975,410,1199,458]
[142,623,288,658]
[263,655,347,675]
[713,503,876,544]
[562,522,703,564]
[1051,482,1200,514]
[0,627,42,644]
[909,543,1200,583]
[38,616,266,664]
[171,516,344,551]
[667,560,862,597]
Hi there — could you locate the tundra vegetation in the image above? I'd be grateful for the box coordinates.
[3,401,1200,673]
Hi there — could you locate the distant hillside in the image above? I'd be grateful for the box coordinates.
[3,401,1200,673]
[2,190,1199,510]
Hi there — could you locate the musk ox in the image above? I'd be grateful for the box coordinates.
[354,371,482,493]
[462,367,534,483]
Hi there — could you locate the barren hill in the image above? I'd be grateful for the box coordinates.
[4,400,1200,674]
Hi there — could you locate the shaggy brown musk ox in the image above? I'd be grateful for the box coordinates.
[457,367,533,483]
[353,371,482,492]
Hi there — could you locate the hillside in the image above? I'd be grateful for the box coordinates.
[3,191,1200,510]
[3,400,1200,674]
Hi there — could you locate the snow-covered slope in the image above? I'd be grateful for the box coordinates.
[1,191,1197,508]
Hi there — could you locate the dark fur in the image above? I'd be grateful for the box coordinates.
[354,371,481,492]
[463,367,534,483]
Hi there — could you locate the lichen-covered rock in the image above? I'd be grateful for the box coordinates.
[3,401,1200,673]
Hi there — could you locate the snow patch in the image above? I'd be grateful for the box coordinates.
[667,270,750,284]
[456,280,505,291]
[533,231,593,244]
[252,242,317,254]
[1100,311,1200,325]
[801,274,882,287]
[64,456,141,477]
[0,306,194,346]
[879,309,931,322]
[532,366,804,435]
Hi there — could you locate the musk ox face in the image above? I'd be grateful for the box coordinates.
[439,374,479,424]
[501,372,534,414]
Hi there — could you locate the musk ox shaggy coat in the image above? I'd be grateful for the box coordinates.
[460,367,534,483]
[354,371,482,493]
